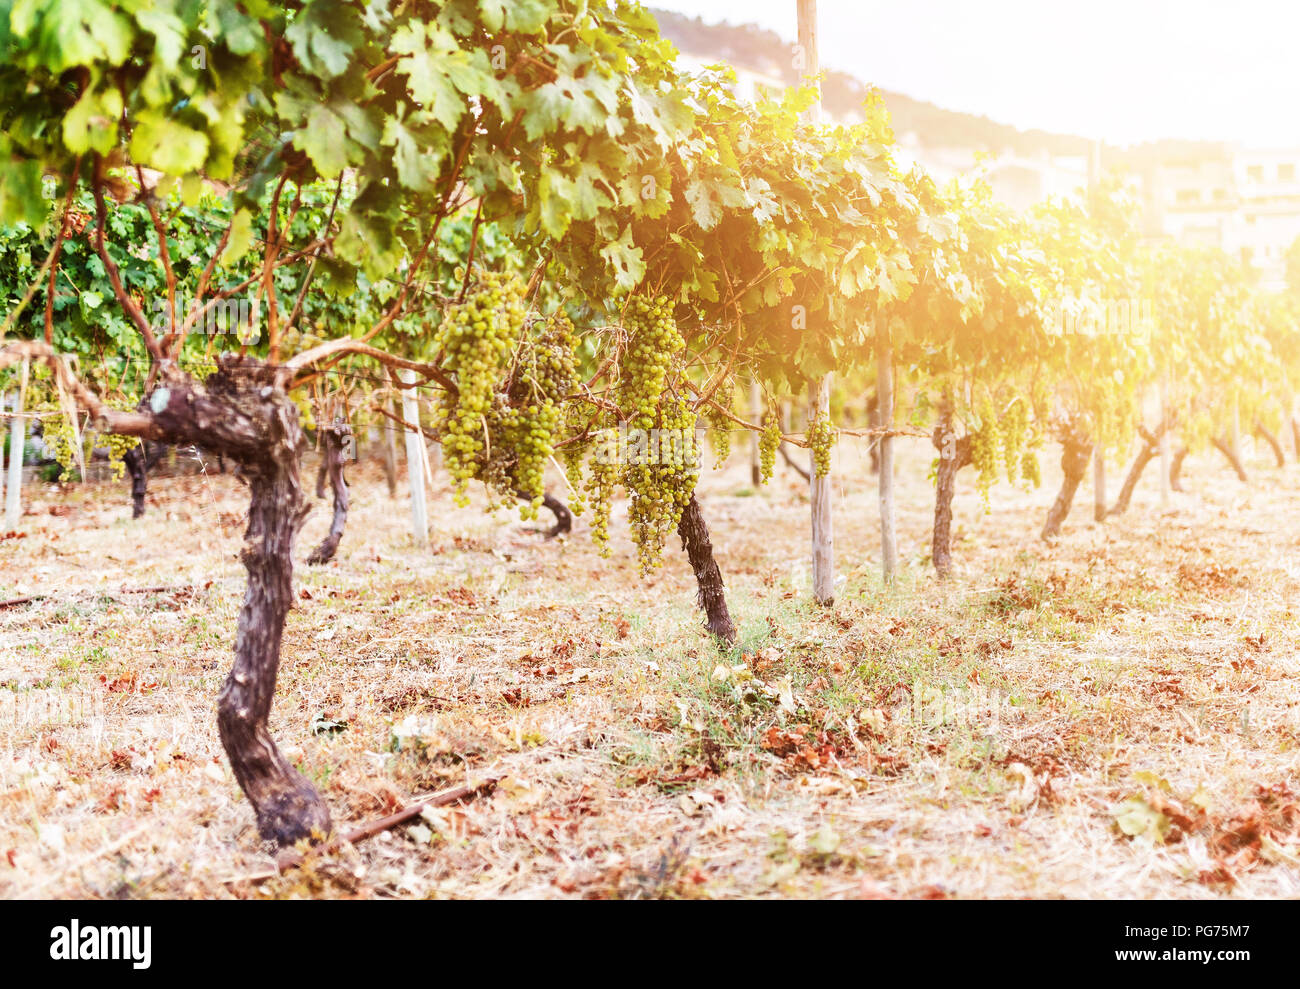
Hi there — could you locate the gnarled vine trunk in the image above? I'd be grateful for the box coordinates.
[677,495,736,644]
[1170,446,1189,492]
[1041,432,1094,540]
[122,444,148,519]
[307,421,351,566]
[931,407,972,580]
[1254,422,1284,468]
[145,356,330,845]
[1211,436,1248,482]
[1109,429,1159,517]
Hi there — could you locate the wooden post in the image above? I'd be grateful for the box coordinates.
[749,378,762,486]
[5,360,28,531]
[877,319,898,581]
[798,0,835,605]
[399,370,427,546]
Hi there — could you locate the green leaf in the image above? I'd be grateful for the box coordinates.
[298,105,349,179]
[382,116,437,191]
[479,0,550,33]
[391,23,465,133]
[219,209,254,268]
[599,226,645,292]
[129,109,210,175]
[62,86,123,156]
[285,0,362,79]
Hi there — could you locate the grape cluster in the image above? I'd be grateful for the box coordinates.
[759,411,781,484]
[703,384,734,468]
[807,412,836,478]
[625,394,700,574]
[41,418,142,483]
[583,426,621,556]
[40,417,83,482]
[435,271,527,506]
[619,295,683,430]
[970,395,1001,503]
[1020,449,1041,487]
[1000,399,1028,480]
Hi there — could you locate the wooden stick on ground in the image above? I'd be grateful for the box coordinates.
[271,775,505,875]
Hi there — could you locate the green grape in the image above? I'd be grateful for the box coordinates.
[41,417,81,482]
[584,427,620,556]
[619,295,684,431]
[625,393,700,574]
[759,411,781,484]
[102,433,141,482]
[703,379,734,468]
[1000,399,1027,482]
[1020,449,1041,488]
[971,395,1001,505]
[435,270,528,507]
[807,411,836,478]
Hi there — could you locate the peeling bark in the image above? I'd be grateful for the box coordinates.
[1042,432,1094,540]
[677,495,736,644]
[931,408,972,580]
[1254,422,1285,468]
[306,421,351,566]
[1211,436,1249,482]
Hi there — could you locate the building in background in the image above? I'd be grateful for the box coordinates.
[663,13,1300,292]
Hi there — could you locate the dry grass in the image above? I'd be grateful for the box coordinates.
[2,433,1300,899]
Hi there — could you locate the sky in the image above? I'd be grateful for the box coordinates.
[648,0,1300,148]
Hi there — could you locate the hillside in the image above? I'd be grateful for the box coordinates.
[652,8,1224,167]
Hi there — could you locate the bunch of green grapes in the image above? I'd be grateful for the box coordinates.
[492,399,561,519]
[529,311,579,402]
[558,404,592,516]
[40,416,83,482]
[759,411,781,484]
[101,433,141,481]
[970,395,1002,505]
[583,427,621,556]
[619,296,683,429]
[703,384,734,468]
[481,309,580,516]
[625,394,700,574]
[1020,448,1042,487]
[807,411,836,479]
[435,271,527,506]
[1000,399,1028,481]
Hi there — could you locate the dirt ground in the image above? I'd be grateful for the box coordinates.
[2,431,1299,899]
